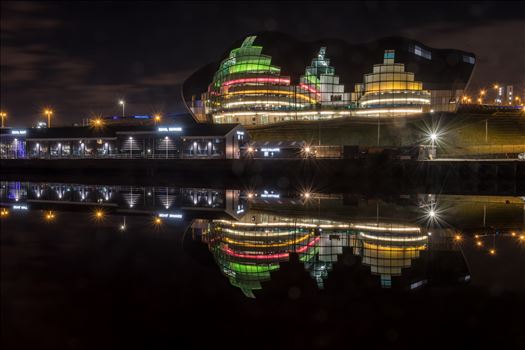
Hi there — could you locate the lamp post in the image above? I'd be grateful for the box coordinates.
[154,114,161,124]
[479,89,486,105]
[165,136,169,159]
[429,132,438,160]
[0,111,6,128]
[119,100,125,117]
[44,109,53,128]
[129,136,133,158]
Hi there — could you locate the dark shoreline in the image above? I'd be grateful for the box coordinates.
[2,158,524,195]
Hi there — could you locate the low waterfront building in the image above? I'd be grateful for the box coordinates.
[0,123,248,160]
[0,181,246,221]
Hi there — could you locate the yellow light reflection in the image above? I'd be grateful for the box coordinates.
[44,211,56,222]
[223,233,314,248]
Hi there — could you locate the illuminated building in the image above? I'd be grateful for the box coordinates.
[207,210,438,295]
[351,226,427,288]
[1,123,248,160]
[352,50,431,117]
[184,32,476,125]
[208,214,320,297]
[0,181,246,221]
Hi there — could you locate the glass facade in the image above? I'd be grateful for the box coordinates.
[208,214,319,297]
[207,211,429,297]
[1,124,247,160]
[195,35,474,125]
[353,50,431,116]
[409,44,432,60]
[204,36,355,125]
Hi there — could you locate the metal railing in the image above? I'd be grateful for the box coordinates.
[1,153,227,160]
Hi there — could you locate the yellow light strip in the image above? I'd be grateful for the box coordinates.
[225,90,317,103]
[221,228,310,237]
[353,224,420,232]
[363,242,427,251]
[360,98,431,106]
[355,108,422,115]
[223,233,313,248]
[223,101,305,108]
[359,232,428,242]
[212,110,352,119]
[216,220,421,233]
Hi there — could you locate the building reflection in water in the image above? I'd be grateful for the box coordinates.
[2,181,522,298]
[206,212,436,297]
[0,181,246,220]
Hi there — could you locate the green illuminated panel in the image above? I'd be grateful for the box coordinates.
[305,74,320,89]
[211,35,283,90]
[229,63,280,75]
[227,262,280,274]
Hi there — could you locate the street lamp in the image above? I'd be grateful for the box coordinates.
[154,113,161,124]
[0,111,7,128]
[44,109,53,128]
[128,136,133,158]
[164,136,169,159]
[479,90,486,104]
[119,100,125,116]
[426,131,439,160]
[92,118,103,127]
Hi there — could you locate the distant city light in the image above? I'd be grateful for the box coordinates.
[44,211,55,221]
[94,210,104,220]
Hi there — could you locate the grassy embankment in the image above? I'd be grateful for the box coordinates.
[247,112,525,157]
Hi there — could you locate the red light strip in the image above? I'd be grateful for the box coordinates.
[298,83,320,95]
[222,236,321,260]
[223,77,291,87]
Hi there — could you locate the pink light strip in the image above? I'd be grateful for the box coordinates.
[222,236,321,260]
[223,77,291,87]
[298,83,320,95]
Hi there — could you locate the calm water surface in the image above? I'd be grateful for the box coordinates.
[1,180,524,349]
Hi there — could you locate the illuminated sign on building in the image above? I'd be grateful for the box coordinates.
[11,130,27,135]
[158,127,182,132]
[158,213,183,219]
[260,190,280,198]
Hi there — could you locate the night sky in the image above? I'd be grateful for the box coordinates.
[1,1,524,127]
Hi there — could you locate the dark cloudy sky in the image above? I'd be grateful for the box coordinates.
[1,1,524,127]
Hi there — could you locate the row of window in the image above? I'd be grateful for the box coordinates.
[409,44,432,60]
[364,81,423,92]
[364,72,415,83]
